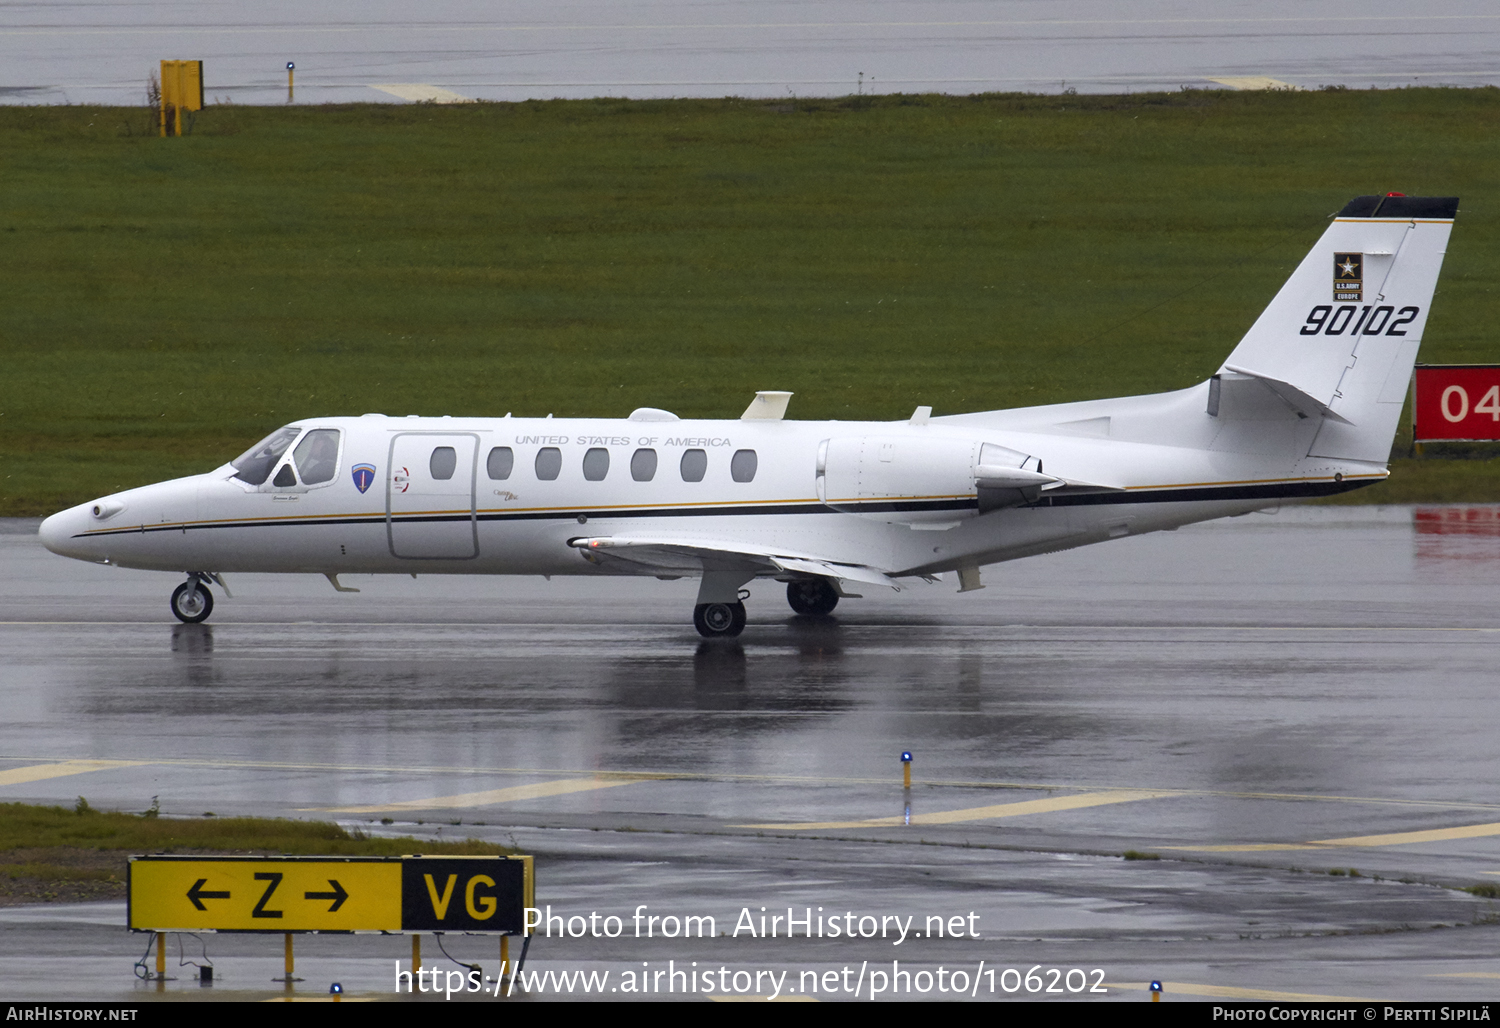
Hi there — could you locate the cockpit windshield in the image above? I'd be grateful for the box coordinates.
[230,426,302,486]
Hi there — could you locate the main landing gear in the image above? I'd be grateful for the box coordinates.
[170,573,216,624]
[694,601,746,638]
[693,578,841,637]
[786,578,839,617]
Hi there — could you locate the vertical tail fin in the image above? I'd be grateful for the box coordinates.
[1219,195,1457,463]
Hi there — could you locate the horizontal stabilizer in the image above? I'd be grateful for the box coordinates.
[1222,364,1355,425]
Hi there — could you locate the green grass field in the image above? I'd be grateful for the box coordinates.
[3,88,1499,515]
[0,800,506,904]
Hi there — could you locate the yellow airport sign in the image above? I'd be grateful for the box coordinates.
[158,59,202,137]
[159,60,203,112]
[129,855,532,934]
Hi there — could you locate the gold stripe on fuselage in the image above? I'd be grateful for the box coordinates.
[76,472,1370,538]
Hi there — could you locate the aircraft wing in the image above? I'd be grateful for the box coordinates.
[568,536,903,591]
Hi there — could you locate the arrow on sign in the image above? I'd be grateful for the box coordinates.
[304,879,349,912]
[186,878,231,911]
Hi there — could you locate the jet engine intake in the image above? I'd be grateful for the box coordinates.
[974,443,1057,513]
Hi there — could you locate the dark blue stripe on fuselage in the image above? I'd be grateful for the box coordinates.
[71,478,1373,540]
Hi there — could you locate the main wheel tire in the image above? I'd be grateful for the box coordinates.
[786,579,839,616]
[694,601,746,638]
[170,582,214,624]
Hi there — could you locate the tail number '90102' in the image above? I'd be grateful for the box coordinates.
[1301,304,1419,337]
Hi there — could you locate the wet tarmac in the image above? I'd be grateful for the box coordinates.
[3,505,1500,1002]
[3,0,1498,107]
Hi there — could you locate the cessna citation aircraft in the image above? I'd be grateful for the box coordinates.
[41,194,1457,637]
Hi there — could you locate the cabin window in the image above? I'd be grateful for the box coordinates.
[486,446,514,480]
[272,464,297,488]
[631,448,658,482]
[730,449,758,483]
[292,429,340,485]
[535,447,562,481]
[429,446,457,481]
[230,426,301,486]
[582,447,610,481]
[679,448,707,483]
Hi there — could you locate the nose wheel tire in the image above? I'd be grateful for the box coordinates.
[170,582,214,624]
[694,601,746,638]
[786,579,839,616]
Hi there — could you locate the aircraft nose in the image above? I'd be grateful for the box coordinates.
[39,504,100,561]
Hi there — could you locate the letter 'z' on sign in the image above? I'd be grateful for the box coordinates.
[129,855,533,934]
[1413,365,1500,442]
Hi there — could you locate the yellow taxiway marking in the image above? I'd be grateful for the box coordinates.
[736,790,1175,831]
[1209,76,1299,90]
[16,751,1500,827]
[1110,981,1372,1002]
[1171,843,1324,852]
[1170,820,1500,852]
[368,84,472,103]
[1321,823,1500,847]
[316,776,649,813]
[0,759,148,787]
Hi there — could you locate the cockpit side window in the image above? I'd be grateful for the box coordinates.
[231,426,302,486]
[292,429,342,485]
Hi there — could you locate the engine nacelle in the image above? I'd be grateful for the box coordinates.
[817,436,1053,525]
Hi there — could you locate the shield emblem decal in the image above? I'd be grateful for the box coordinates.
[351,463,376,494]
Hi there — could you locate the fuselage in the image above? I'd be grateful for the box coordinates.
[38,392,1379,583]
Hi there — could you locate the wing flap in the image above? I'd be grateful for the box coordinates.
[569,536,901,591]
[767,556,901,590]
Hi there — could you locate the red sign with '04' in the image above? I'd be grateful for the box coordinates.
[1413,365,1500,442]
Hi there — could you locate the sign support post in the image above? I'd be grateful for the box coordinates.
[272,932,303,984]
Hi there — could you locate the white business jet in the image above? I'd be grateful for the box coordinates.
[40,195,1457,637]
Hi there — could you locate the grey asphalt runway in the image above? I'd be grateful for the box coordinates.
[3,0,1498,107]
[4,505,1500,1001]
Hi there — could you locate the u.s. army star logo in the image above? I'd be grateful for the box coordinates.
[1333,252,1362,302]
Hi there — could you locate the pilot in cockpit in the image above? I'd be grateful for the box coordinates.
[292,428,341,486]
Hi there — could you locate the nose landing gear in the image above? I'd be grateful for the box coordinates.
[170,573,216,624]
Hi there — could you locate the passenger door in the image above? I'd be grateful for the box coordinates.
[387,433,479,559]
